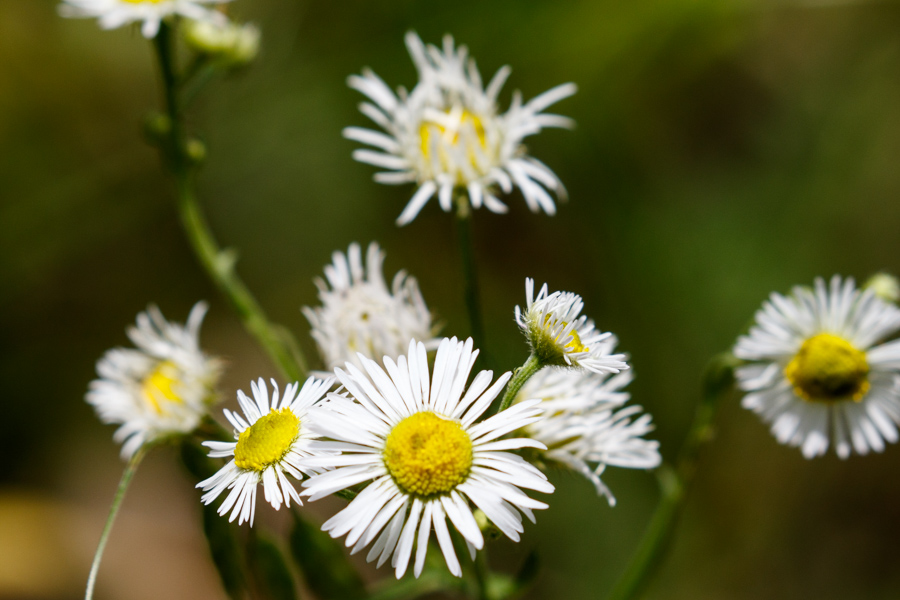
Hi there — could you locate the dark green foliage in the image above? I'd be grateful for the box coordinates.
[289,510,367,600]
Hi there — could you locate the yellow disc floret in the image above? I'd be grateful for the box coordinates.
[141,360,183,414]
[234,408,301,472]
[383,412,473,497]
[419,110,488,180]
[785,333,870,403]
[542,316,589,354]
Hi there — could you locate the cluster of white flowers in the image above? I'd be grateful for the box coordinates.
[59,0,230,38]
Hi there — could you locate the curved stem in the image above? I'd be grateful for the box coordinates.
[152,22,307,382]
[85,446,148,600]
[606,353,738,600]
[497,354,542,413]
[454,197,485,347]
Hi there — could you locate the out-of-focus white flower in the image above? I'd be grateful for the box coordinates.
[516,366,660,505]
[88,302,222,459]
[59,0,230,39]
[515,278,629,375]
[301,338,553,579]
[197,377,333,526]
[345,32,577,225]
[303,242,440,373]
[734,275,900,458]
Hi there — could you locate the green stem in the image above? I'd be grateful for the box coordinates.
[497,354,543,413]
[606,353,738,600]
[455,197,485,347]
[85,446,148,600]
[152,22,307,382]
[473,545,490,600]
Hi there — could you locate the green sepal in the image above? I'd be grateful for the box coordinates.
[248,533,298,600]
[289,509,366,600]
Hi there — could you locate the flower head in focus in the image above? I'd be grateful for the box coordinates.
[197,376,333,526]
[734,275,900,458]
[59,0,230,39]
[345,32,577,225]
[301,338,554,579]
[303,242,440,373]
[88,302,222,459]
[516,278,629,375]
[515,365,660,505]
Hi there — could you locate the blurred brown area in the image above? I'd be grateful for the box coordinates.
[4,0,900,598]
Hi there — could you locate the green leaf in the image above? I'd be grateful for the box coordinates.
[289,510,366,600]
[248,533,298,600]
[180,440,248,600]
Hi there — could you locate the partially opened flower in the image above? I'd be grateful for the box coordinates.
[734,275,900,458]
[197,376,333,526]
[345,32,576,225]
[88,302,222,459]
[301,338,554,579]
[303,242,440,372]
[516,278,629,375]
[59,0,229,38]
[515,365,660,505]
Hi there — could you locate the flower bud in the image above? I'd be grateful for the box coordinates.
[183,19,260,66]
[865,272,900,303]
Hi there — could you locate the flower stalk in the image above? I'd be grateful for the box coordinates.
[497,353,543,412]
[606,353,739,600]
[85,445,149,600]
[151,21,307,382]
[455,196,485,348]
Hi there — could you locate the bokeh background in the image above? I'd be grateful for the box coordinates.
[4,0,900,598]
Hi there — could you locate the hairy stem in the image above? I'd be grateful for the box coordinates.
[85,446,148,600]
[152,22,307,382]
[606,353,738,600]
[497,353,542,413]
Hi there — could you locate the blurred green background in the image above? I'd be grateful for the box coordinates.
[4,0,900,598]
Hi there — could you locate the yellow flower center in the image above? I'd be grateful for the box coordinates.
[543,316,589,354]
[784,333,870,403]
[234,408,301,472]
[383,412,473,497]
[419,110,488,179]
[141,360,183,414]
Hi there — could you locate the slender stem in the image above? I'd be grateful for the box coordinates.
[85,446,148,600]
[606,353,738,600]
[454,197,485,347]
[497,353,543,413]
[473,545,490,600]
[152,22,307,382]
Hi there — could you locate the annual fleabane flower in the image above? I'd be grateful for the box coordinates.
[345,32,577,225]
[301,338,554,579]
[516,278,629,375]
[197,376,333,526]
[515,364,661,505]
[734,275,900,458]
[87,302,222,459]
[302,241,440,373]
[58,0,229,39]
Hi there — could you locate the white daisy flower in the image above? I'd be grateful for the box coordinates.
[58,0,229,39]
[302,241,440,373]
[734,275,900,459]
[344,32,577,226]
[515,365,661,505]
[88,302,222,459]
[515,278,629,375]
[301,337,554,579]
[197,376,333,526]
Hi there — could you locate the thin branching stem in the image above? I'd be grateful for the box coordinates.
[497,353,543,413]
[455,196,485,348]
[85,446,148,600]
[151,21,307,382]
[606,353,738,600]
